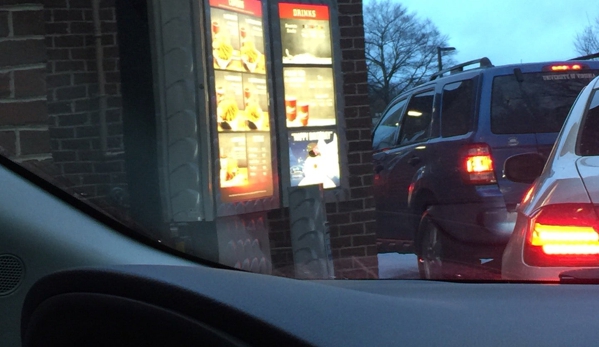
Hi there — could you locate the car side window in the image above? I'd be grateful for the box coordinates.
[372,99,407,151]
[578,90,599,156]
[441,79,475,137]
[398,90,434,145]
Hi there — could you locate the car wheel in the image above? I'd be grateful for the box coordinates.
[418,215,445,280]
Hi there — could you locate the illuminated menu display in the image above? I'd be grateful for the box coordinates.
[279,3,332,65]
[288,129,340,189]
[279,3,340,188]
[284,67,335,127]
[210,0,274,203]
[218,132,273,202]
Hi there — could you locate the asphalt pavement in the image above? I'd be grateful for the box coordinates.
[377,252,502,280]
[378,253,419,279]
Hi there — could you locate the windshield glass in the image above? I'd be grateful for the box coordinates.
[491,71,598,134]
[2,0,599,283]
[578,90,599,156]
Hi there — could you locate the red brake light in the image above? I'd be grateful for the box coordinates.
[524,204,599,267]
[551,64,581,71]
[543,63,588,72]
[461,144,496,184]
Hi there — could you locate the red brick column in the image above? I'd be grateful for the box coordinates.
[328,0,377,279]
[269,0,378,279]
[44,0,125,201]
[0,2,50,162]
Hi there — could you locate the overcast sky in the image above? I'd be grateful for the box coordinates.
[363,0,599,66]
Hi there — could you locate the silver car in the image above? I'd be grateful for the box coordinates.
[502,75,599,282]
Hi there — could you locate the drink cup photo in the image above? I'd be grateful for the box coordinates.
[298,102,309,126]
[285,96,297,121]
[244,87,252,105]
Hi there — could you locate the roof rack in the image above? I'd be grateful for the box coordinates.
[569,52,599,61]
[430,57,494,81]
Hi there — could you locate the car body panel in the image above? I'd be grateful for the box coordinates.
[501,176,592,281]
[576,156,599,204]
[486,136,538,205]
[502,76,599,281]
[383,142,432,235]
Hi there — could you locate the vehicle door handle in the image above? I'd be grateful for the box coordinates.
[374,164,384,174]
[408,156,421,166]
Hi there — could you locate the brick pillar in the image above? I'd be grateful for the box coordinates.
[269,0,378,279]
[44,0,126,202]
[327,0,377,279]
[0,2,50,163]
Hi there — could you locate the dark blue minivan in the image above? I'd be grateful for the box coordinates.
[371,57,599,279]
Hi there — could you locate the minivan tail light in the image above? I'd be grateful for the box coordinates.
[524,204,599,267]
[461,143,497,184]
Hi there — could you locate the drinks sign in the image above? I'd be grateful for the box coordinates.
[278,3,332,65]
[278,2,340,189]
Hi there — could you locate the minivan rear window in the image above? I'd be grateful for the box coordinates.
[491,71,598,134]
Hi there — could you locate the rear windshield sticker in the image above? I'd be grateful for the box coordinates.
[542,73,596,81]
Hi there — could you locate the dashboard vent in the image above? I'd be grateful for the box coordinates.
[0,254,24,296]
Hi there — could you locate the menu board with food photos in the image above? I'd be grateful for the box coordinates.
[279,3,340,188]
[218,132,274,203]
[209,0,274,203]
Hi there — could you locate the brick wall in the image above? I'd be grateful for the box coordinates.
[269,0,378,279]
[44,0,126,203]
[0,2,50,163]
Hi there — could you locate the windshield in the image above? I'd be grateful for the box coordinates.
[2,0,599,283]
[491,71,598,134]
[578,89,599,156]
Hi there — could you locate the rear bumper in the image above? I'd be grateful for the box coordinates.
[428,202,516,247]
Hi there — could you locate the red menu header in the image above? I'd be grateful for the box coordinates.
[209,0,262,16]
[278,3,329,21]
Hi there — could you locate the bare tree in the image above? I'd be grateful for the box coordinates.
[574,17,599,57]
[364,0,455,113]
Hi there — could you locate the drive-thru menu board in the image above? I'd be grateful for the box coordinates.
[279,3,341,189]
[210,0,274,203]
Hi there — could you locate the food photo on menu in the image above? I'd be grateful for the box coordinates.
[288,130,340,189]
[284,67,336,127]
[218,134,249,188]
[210,7,266,74]
[215,71,269,132]
[218,131,274,202]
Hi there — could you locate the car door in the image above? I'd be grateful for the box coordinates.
[383,90,435,240]
[373,99,408,240]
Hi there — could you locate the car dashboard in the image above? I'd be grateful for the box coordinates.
[20,264,599,347]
